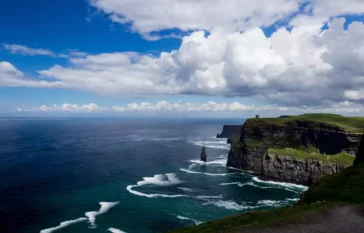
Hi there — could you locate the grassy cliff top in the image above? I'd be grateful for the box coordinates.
[247,113,364,133]
[268,148,355,166]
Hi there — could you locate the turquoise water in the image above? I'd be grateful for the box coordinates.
[0,119,307,233]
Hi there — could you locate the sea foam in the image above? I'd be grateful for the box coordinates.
[189,158,227,166]
[177,215,203,225]
[108,227,127,233]
[202,200,255,211]
[126,173,187,198]
[85,202,119,228]
[187,137,230,150]
[180,168,230,176]
[40,218,87,233]
[252,177,308,190]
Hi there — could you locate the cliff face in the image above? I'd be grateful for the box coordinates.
[227,117,362,185]
[216,125,242,140]
[355,134,364,164]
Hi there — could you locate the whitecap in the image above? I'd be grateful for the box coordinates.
[108,227,127,233]
[219,182,243,186]
[252,177,308,190]
[85,202,119,228]
[178,187,197,192]
[195,195,223,200]
[126,185,187,198]
[189,158,227,166]
[126,173,187,198]
[202,200,255,211]
[40,218,88,233]
[187,138,230,150]
[180,168,229,176]
[177,215,203,225]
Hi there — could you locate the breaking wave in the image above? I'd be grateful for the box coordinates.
[189,158,227,166]
[180,168,230,176]
[177,215,203,225]
[40,218,87,233]
[126,173,187,198]
[108,227,127,233]
[252,177,308,190]
[85,202,120,228]
[187,137,230,150]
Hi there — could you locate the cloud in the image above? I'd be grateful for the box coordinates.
[0,61,63,87]
[90,0,303,37]
[2,2,364,111]
[18,100,364,115]
[3,44,61,57]
[25,18,362,107]
[89,0,364,39]
[3,44,88,58]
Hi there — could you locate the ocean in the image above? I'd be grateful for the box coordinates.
[0,118,307,233]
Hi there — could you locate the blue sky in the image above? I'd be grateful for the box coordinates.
[1,0,364,117]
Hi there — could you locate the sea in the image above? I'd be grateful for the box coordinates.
[0,118,308,233]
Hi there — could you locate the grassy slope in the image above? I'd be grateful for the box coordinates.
[167,163,364,233]
[268,148,354,166]
[248,113,364,133]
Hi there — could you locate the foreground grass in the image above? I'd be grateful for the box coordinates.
[168,202,341,233]
[168,163,364,233]
[301,163,364,204]
[268,148,355,166]
[248,114,364,133]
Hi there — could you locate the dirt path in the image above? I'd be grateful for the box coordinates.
[240,205,364,233]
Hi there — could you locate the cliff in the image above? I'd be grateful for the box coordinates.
[355,134,364,165]
[227,114,364,185]
[216,125,242,140]
[168,131,364,233]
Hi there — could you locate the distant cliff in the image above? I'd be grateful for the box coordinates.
[227,114,363,185]
[216,125,242,141]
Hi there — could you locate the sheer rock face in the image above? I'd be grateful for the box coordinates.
[355,134,364,165]
[200,147,207,162]
[227,119,362,185]
[216,125,242,141]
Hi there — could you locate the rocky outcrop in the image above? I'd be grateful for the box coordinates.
[355,134,364,165]
[216,125,242,140]
[226,117,362,185]
[262,153,346,185]
[200,146,207,162]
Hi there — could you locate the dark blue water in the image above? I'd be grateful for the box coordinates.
[0,119,307,233]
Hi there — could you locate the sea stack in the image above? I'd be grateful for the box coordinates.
[200,146,207,162]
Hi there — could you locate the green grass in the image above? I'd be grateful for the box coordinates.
[300,163,364,204]
[248,113,364,133]
[268,148,355,166]
[167,202,343,233]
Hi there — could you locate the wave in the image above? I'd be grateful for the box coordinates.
[85,202,119,228]
[108,227,127,233]
[187,137,230,150]
[202,200,255,211]
[178,187,197,192]
[257,198,300,207]
[40,218,87,233]
[177,215,203,225]
[220,180,303,194]
[252,177,308,190]
[180,168,230,176]
[126,173,187,198]
[219,182,243,186]
[195,195,223,200]
[189,158,227,166]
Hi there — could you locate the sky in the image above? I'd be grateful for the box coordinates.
[1,0,364,118]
